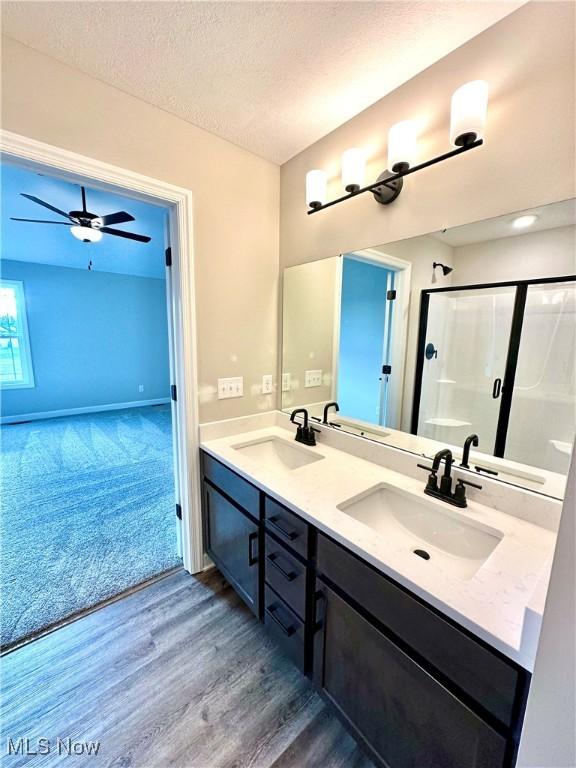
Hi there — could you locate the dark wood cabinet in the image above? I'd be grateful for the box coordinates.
[264,533,307,620]
[203,481,260,617]
[199,449,528,768]
[264,496,310,560]
[316,533,522,729]
[263,585,305,672]
[313,582,508,768]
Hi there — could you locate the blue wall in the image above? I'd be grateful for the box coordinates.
[1,260,170,417]
[338,258,392,423]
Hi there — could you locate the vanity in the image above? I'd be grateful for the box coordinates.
[200,417,559,768]
[199,200,571,768]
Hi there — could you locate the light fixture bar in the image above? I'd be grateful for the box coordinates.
[307,138,483,215]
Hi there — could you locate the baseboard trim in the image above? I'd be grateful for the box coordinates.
[0,398,171,424]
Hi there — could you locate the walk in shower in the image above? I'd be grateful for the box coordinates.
[412,276,576,475]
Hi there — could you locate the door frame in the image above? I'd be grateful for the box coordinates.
[411,274,576,457]
[0,129,204,574]
[339,249,412,429]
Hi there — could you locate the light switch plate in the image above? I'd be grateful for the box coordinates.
[282,373,291,392]
[217,377,244,399]
[305,369,322,388]
[262,374,273,394]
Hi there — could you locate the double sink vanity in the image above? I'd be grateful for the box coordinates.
[200,410,559,768]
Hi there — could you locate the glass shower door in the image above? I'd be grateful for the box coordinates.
[505,281,576,474]
[416,286,517,452]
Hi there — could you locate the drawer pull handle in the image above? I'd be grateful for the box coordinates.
[266,552,298,582]
[248,532,258,566]
[266,604,296,637]
[268,515,299,541]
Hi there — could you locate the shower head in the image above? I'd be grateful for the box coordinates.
[433,262,453,276]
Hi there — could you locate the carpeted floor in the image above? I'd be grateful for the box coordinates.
[0,404,181,648]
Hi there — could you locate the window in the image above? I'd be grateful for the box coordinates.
[0,280,34,389]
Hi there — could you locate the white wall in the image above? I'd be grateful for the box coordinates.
[517,451,576,767]
[1,35,280,424]
[375,237,454,430]
[281,257,338,409]
[454,225,576,285]
[280,2,575,270]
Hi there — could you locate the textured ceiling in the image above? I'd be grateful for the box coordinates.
[2,1,525,164]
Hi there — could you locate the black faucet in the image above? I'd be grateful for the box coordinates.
[432,448,454,495]
[460,434,479,469]
[417,448,482,508]
[290,408,319,447]
[322,401,340,425]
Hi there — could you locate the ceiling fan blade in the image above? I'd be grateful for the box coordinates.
[10,217,72,225]
[20,194,75,221]
[99,211,135,226]
[100,227,151,243]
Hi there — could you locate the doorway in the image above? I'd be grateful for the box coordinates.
[335,251,411,429]
[0,132,201,650]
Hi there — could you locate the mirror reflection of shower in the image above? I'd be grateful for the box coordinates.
[417,281,576,475]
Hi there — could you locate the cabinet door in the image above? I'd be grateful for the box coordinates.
[313,583,507,768]
[203,482,260,617]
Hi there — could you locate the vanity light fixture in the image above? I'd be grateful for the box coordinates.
[306,80,488,214]
[388,121,418,173]
[341,148,366,192]
[306,169,328,210]
[512,214,539,229]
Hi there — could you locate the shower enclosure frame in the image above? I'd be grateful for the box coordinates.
[411,274,576,458]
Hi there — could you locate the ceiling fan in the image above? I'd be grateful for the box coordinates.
[10,186,151,244]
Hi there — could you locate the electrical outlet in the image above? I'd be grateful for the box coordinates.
[305,369,322,388]
[282,373,291,392]
[217,377,244,399]
[262,374,273,394]
[138,384,144,393]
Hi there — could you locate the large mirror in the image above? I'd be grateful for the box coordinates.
[282,199,576,498]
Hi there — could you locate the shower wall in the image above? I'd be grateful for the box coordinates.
[418,288,515,452]
[507,282,576,474]
[417,282,575,474]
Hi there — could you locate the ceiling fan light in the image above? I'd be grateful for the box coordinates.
[70,225,102,243]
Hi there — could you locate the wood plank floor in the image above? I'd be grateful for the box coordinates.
[1,569,374,768]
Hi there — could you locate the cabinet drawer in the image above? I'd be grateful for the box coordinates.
[317,533,522,729]
[264,534,306,619]
[264,585,305,672]
[202,451,260,519]
[314,583,507,768]
[264,497,309,559]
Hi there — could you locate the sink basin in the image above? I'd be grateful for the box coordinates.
[232,436,324,471]
[337,484,503,580]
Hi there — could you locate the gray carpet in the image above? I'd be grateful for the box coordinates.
[0,404,181,648]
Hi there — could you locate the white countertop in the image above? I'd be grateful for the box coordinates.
[201,422,559,670]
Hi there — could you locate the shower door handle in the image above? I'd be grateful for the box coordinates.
[492,378,502,399]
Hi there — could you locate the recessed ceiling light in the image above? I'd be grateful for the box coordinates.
[512,214,539,229]
[70,225,102,243]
